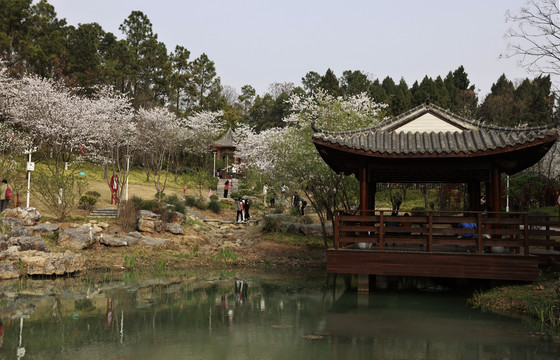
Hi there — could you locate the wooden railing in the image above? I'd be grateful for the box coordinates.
[334,209,560,255]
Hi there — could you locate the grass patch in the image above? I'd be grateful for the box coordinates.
[468,279,560,329]
[264,232,325,249]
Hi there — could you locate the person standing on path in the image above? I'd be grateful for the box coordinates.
[0,180,8,212]
[262,183,268,207]
[223,180,229,198]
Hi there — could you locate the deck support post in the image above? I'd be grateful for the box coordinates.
[357,274,370,292]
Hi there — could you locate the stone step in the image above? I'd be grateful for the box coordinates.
[89,208,118,218]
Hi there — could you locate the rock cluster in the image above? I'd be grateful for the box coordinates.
[0,208,84,279]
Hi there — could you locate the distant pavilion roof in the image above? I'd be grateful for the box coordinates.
[213,128,236,149]
[312,102,558,181]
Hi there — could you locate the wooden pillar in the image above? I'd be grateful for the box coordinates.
[467,182,481,211]
[368,180,376,210]
[360,167,368,215]
[491,168,502,214]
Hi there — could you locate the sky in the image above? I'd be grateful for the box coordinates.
[47,0,536,99]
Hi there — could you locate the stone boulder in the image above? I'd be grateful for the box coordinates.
[139,236,171,246]
[165,223,184,235]
[27,224,59,236]
[166,211,186,225]
[58,227,98,250]
[7,235,49,252]
[0,263,19,279]
[1,217,23,229]
[3,207,41,226]
[100,234,137,247]
[8,250,85,276]
[137,210,163,233]
[8,225,29,238]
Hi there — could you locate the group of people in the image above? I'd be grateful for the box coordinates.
[0,180,10,212]
[236,197,251,223]
[293,192,307,215]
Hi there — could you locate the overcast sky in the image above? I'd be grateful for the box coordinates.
[47,0,534,99]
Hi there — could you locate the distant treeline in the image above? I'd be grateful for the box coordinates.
[1,0,555,131]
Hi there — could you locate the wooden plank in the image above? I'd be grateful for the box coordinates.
[326,250,539,281]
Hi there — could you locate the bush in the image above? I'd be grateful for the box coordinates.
[185,196,207,210]
[229,192,240,200]
[78,195,97,210]
[272,204,286,214]
[208,199,221,214]
[118,200,140,232]
[409,206,427,217]
[299,214,313,224]
[210,194,218,201]
[164,194,186,214]
[85,191,101,198]
[139,199,164,212]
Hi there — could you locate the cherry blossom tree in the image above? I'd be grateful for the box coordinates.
[236,90,386,244]
[135,107,185,201]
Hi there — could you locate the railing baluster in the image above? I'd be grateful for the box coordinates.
[524,213,529,256]
[379,211,384,251]
[477,212,483,254]
[428,212,433,252]
[334,212,339,249]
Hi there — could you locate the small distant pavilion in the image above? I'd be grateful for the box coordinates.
[213,128,237,174]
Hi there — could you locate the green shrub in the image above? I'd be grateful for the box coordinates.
[164,194,186,214]
[289,207,300,216]
[185,196,196,207]
[139,199,164,212]
[210,194,218,201]
[208,199,221,213]
[272,204,285,214]
[78,195,97,210]
[185,196,207,210]
[85,191,101,198]
[239,189,253,197]
[229,192,240,200]
[409,206,427,217]
[299,214,313,224]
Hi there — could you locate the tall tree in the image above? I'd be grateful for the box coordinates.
[340,70,371,97]
[301,71,321,95]
[191,52,221,111]
[505,0,560,79]
[319,68,341,96]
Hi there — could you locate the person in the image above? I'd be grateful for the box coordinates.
[223,179,230,198]
[270,191,276,207]
[183,183,188,199]
[293,192,300,208]
[244,198,251,221]
[300,198,307,215]
[262,183,268,206]
[236,198,243,223]
[0,180,8,212]
[281,184,287,198]
[480,196,487,212]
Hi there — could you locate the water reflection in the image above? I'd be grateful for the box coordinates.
[0,271,557,359]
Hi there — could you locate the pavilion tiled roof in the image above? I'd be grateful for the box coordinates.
[213,128,236,148]
[312,103,558,156]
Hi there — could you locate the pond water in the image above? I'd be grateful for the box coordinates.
[0,271,558,360]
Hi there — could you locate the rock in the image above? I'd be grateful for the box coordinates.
[8,225,29,238]
[89,220,98,224]
[58,227,98,250]
[100,235,137,247]
[99,222,110,229]
[93,225,103,233]
[0,263,19,279]
[165,223,184,235]
[1,217,23,229]
[26,224,59,236]
[137,210,163,233]
[3,207,41,226]
[167,211,186,225]
[128,231,143,239]
[10,250,85,276]
[139,237,171,246]
[8,235,49,252]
